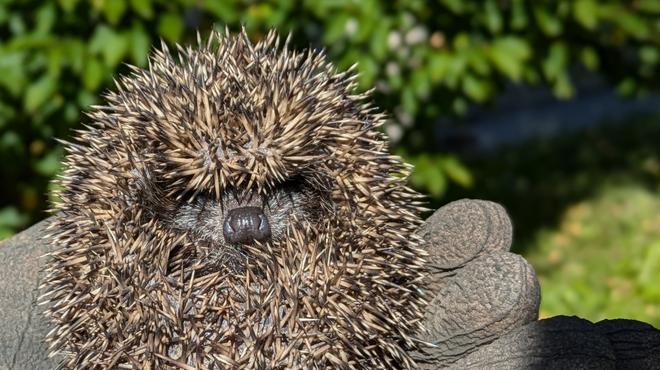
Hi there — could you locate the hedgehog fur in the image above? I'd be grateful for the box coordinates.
[41,29,427,369]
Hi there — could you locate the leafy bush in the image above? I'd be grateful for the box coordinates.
[2,0,660,235]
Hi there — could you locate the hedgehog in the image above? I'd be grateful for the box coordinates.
[41,29,427,369]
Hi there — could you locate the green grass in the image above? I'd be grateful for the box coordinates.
[528,183,660,326]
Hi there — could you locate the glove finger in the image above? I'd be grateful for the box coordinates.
[415,251,540,367]
[474,200,512,254]
[417,199,512,270]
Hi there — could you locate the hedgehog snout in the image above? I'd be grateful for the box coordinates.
[223,206,272,244]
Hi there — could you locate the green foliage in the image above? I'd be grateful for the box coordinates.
[2,0,660,235]
[407,153,473,197]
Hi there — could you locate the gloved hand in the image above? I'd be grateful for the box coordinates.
[414,199,660,369]
[0,219,55,370]
[1,200,658,369]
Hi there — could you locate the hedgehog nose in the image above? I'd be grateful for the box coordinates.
[223,207,271,244]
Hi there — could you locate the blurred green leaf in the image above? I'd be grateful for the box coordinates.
[57,0,80,13]
[8,13,26,35]
[426,169,447,196]
[90,25,129,67]
[387,68,404,90]
[453,33,470,50]
[408,154,448,197]
[444,54,468,88]
[130,0,153,19]
[488,37,531,81]
[24,75,57,112]
[543,42,569,82]
[157,12,184,43]
[34,4,56,35]
[34,148,62,176]
[429,52,450,82]
[401,86,418,115]
[324,13,348,44]
[63,102,79,122]
[65,39,85,73]
[553,73,574,99]
[355,11,378,43]
[204,1,238,23]
[369,20,389,60]
[0,102,15,126]
[83,57,105,91]
[466,48,491,76]
[357,54,377,87]
[130,22,151,66]
[103,0,127,25]
[640,46,659,65]
[484,0,502,34]
[246,3,276,26]
[0,131,24,153]
[0,6,8,26]
[47,45,64,78]
[616,11,649,38]
[77,90,97,107]
[533,6,562,36]
[574,0,598,30]
[510,0,528,30]
[636,0,660,13]
[580,47,599,70]
[0,51,26,96]
[617,78,637,95]
[441,155,473,187]
[108,34,130,67]
[462,74,492,102]
[0,207,29,229]
[440,0,464,13]
[452,96,468,115]
[411,68,431,98]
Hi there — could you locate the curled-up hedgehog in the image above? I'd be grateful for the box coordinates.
[41,29,427,369]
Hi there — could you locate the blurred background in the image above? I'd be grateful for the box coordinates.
[1,0,659,326]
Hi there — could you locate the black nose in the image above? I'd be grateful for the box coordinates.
[223,207,271,244]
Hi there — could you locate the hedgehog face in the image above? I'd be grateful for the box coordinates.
[167,177,321,272]
[43,30,426,369]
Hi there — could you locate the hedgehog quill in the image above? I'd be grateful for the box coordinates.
[41,29,427,369]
